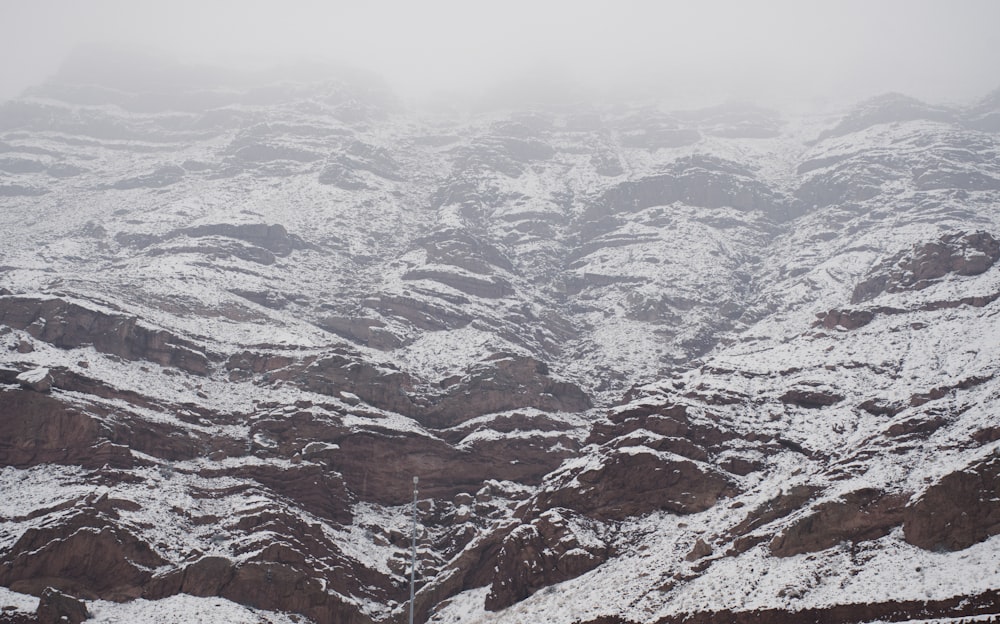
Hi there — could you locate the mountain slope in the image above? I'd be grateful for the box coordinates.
[1,54,999,624]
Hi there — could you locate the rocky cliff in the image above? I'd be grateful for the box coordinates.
[1,52,1000,624]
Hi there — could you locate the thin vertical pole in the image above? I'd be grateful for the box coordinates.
[409,475,418,624]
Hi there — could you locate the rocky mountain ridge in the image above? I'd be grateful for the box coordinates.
[1,53,999,623]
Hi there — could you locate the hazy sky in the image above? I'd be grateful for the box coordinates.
[1,0,998,108]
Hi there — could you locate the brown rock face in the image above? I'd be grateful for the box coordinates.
[595,155,784,218]
[421,355,592,428]
[362,293,471,332]
[814,308,875,330]
[685,538,714,562]
[0,388,132,469]
[148,556,375,624]
[316,316,403,350]
[778,386,844,409]
[0,511,165,600]
[248,408,577,507]
[201,462,354,524]
[222,562,373,624]
[36,587,89,624]
[725,485,819,555]
[402,268,515,299]
[537,446,734,521]
[240,350,590,430]
[852,230,1000,303]
[587,401,733,451]
[170,223,305,256]
[418,229,515,275]
[225,350,295,379]
[579,588,1000,624]
[15,367,52,392]
[903,452,1000,551]
[294,351,418,417]
[485,510,607,611]
[0,296,211,375]
[769,488,909,557]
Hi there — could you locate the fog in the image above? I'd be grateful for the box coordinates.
[2,0,998,108]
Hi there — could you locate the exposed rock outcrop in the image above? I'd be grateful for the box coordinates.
[15,367,51,392]
[903,452,1000,551]
[421,355,592,428]
[852,231,1000,303]
[534,444,734,521]
[769,488,908,557]
[0,296,212,375]
[595,155,788,219]
[0,510,165,600]
[0,388,133,469]
[485,509,607,610]
[36,587,89,624]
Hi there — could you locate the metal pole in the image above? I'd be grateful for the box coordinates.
[409,475,418,624]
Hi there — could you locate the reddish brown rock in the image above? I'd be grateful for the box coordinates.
[587,402,733,451]
[0,511,165,600]
[174,223,306,256]
[725,485,819,555]
[224,350,295,380]
[402,268,514,299]
[163,556,235,597]
[36,587,88,624]
[814,309,875,330]
[685,538,714,562]
[292,351,418,416]
[314,425,573,506]
[411,521,511,624]
[15,367,51,393]
[421,355,591,429]
[0,388,133,469]
[778,386,844,409]
[198,462,353,524]
[536,446,734,521]
[221,562,374,624]
[362,293,471,332]
[577,588,1000,624]
[852,230,1000,303]
[0,296,211,375]
[440,411,576,444]
[266,351,589,429]
[485,510,607,611]
[769,488,909,557]
[903,452,1000,551]
[316,316,404,350]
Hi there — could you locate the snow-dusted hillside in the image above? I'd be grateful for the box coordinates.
[1,52,999,624]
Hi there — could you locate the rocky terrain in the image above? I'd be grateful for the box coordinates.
[1,50,1000,624]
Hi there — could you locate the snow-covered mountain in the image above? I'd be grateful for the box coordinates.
[2,51,1000,624]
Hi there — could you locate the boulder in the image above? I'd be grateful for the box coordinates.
[16,367,51,392]
[36,587,89,624]
[685,538,714,562]
[779,386,844,409]
[814,308,875,330]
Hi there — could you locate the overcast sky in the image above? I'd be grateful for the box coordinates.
[1,0,998,108]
